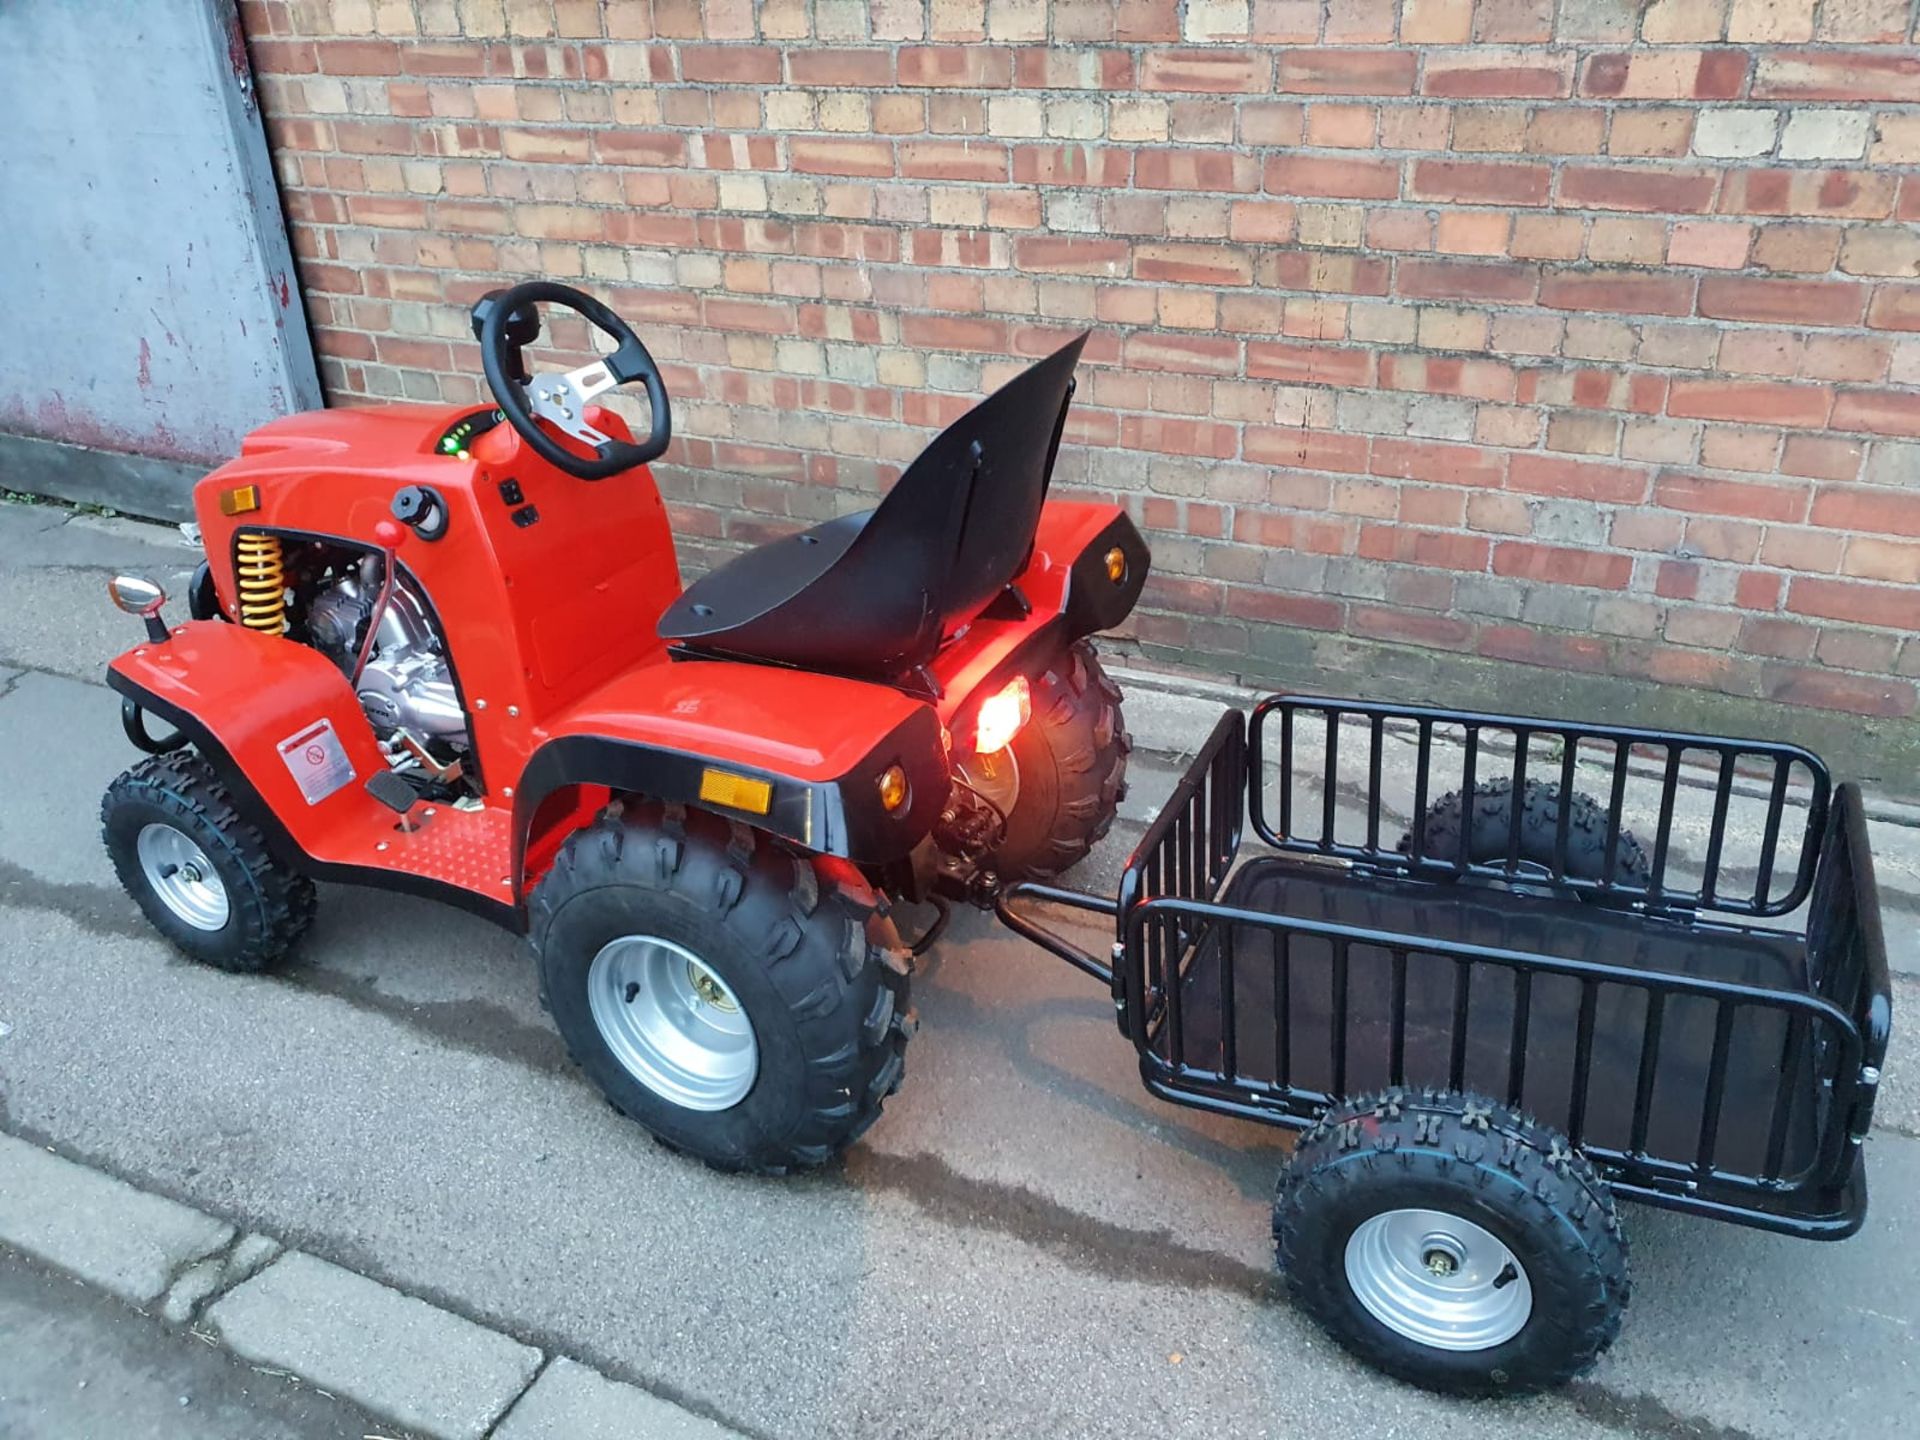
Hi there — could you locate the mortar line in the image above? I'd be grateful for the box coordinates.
[479,1352,556,1440]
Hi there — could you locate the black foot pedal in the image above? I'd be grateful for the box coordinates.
[365,771,418,814]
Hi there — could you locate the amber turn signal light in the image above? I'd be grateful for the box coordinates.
[1104,546,1126,583]
[877,764,910,813]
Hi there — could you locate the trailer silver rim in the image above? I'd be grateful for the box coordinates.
[136,824,230,931]
[956,745,1021,821]
[1344,1208,1533,1351]
[587,936,756,1111]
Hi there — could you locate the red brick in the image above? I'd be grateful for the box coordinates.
[676,44,781,83]
[1655,472,1811,523]
[1135,149,1259,192]
[787,48,895,86]
[1139,48,1271,93]
[1867,285,1920,332]
[1832,390,1920,438]
[1509,453,1649,503]
[1786,576,1913,628]
[1358,525,1492,570]
[1811,486,1920,538]
[1559,165,1717,214]
[1753,50,1920,102]
[897,46,1014,87]
[1245,341,1373,387]
[312,39,400,74]
[1480,627,1615,673]
[1133,242,1251,286]
[1397,258,1537,303]
[1124,333,1242,376]
[1718,169,1897,220]
[1012,145,1133,188]
[1493,542,1634,589]
[1539,269,1695,317]
[1580,49,1749,100]
[1410,160,1551,207]
[1263,155,1401,201]
[1120,414,1239,458]
[1264,252,1391,295]
[1668,379,1833,428]
[1762,667,1915,718]
[1422,55,1573,99]
[1224,588,1346,629]
[1011,235,1130,276]
[1273,49,1419,96]
[1370,439,1504,489]
[1697,277,1867,327]
[1244,428,1372,472]
[1781,435,1862,481]
[790,138,895,177]
[899,140,1008,182]
[593,131,687,166]
[899,314,1011,353]
[1655,561,1699,600]
[1379,355,1515,401]
[1350,605,1476,649]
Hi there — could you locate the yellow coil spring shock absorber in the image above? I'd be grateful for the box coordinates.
[234,531,288,633]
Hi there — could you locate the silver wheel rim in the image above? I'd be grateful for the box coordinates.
[587,936,757,1111]
[1344,1208,1533,1351]
[135,824,230,931]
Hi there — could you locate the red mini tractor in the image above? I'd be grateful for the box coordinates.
[101,282,1147,1173]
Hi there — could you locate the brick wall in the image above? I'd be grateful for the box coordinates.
[239,0,1920,760]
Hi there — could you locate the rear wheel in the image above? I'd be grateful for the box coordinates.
[1398,777,1650,893]
[962,640,1130,882]
[1273,1089,1628,1396]
[101,751,316,971]
[530,804,913,1174]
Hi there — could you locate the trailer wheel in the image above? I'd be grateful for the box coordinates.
[963,639,1130,882]
[530,804,913,1175]
[101,751,316,971]
[1273,1089,1628,1396]
[1399,778,1650,892]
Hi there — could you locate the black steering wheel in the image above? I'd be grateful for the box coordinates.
[474,281,672,480]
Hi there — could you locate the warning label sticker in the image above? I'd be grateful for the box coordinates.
[276,718,355,806]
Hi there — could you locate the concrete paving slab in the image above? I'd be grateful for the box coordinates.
[205,1251,542,1440]
[0,1131,233,1304]
[0,1247,413,1440]
[493,1358,745,1440]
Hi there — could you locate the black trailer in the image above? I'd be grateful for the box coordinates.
[1001,696,1891,1395]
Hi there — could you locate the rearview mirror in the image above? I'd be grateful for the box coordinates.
[108,575,167,617]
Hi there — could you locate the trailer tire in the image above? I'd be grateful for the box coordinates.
[1274,1088,1628,1396]
[1399,778,1650,892]
[530,804,913,1175]
[975,640,1131,882]
[101,751,317,971]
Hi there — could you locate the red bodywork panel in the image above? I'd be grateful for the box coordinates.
[111,401,1138,925]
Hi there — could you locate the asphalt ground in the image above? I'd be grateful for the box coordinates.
[2,495,1917,1439]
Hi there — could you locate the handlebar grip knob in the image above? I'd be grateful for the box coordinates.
[391,485,448,541]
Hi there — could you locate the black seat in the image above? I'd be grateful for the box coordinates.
[658,334,1087,679]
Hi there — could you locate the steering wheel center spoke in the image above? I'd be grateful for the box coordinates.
[472,280,673,480]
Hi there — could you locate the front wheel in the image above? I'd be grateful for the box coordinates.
[530,804,913,1174]
[959,640,1130,882]
[1273,1089,1628,1396]
[101,751,316,971]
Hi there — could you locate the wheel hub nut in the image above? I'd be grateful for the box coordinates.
[687,963,735,1011]
[1424,1250,1457,1276]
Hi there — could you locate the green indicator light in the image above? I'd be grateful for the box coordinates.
[443,437,459,452]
